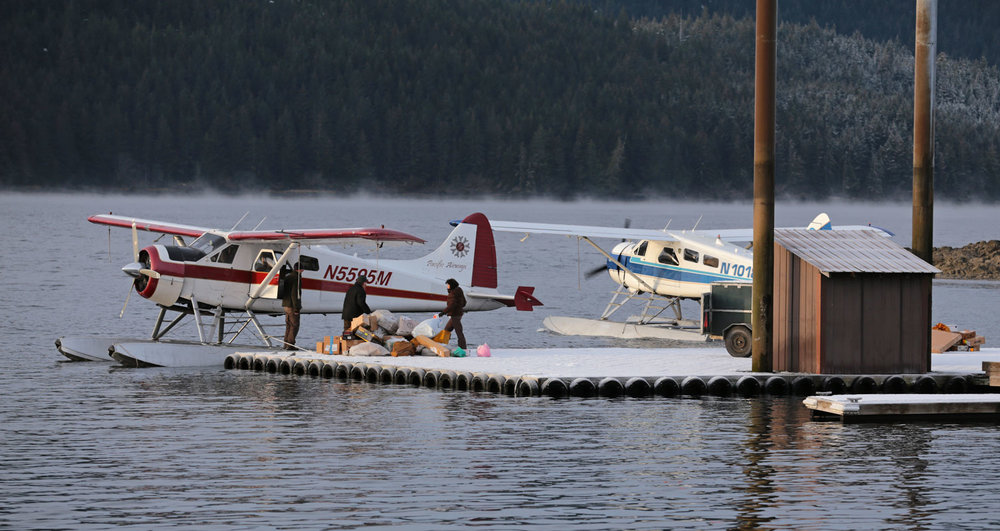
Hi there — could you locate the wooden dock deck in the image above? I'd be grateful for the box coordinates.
[803,393,1000,422]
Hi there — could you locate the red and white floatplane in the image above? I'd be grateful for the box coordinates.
[56,212,540,367]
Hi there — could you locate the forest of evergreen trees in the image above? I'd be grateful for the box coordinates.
[2,0,999,200]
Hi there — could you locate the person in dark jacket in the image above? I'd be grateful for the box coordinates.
[342,274,372,332]
[443,278,467,349]
[281,263,303,347]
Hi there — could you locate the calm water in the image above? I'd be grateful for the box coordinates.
[3,192,1000,529]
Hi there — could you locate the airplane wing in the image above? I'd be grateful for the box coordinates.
[227,228,426,246]
[90,214,426,246]
[689,224,894,242]
[490,218,892,242]
[88,214,210,238]
[489,220,688,241]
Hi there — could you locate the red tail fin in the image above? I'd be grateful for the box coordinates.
[461,213,497,289]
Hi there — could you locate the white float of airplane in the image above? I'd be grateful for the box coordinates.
[489,213,890,345]
[56,212,541,367]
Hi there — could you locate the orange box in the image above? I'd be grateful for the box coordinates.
[391,341,415,357]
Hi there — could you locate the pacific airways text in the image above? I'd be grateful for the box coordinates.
[424,259,468,272]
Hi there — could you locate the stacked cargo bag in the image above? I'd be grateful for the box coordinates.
[412,315,447,338]
[371,309,400,335]
[396,316,419,337]
[416,345,434,356]
[337,333,364,354]
[350,342,389,356]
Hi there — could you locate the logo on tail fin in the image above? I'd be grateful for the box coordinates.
[450,236,470,258]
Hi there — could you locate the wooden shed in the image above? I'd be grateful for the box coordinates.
[772,229,940,374]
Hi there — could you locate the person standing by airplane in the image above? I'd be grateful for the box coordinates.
[443,278,467,349]
[342,274,372,332]
[281,262,303,348]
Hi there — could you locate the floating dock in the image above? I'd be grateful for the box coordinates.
[803,394,1000,422]
[224,348,1000,399]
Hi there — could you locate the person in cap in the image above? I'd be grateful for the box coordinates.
[342,274,372,332]
[442,278,467,349]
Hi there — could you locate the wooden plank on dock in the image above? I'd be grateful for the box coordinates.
[985,361,1000,387]
[931,329,963,353]
[804,394,1000,421]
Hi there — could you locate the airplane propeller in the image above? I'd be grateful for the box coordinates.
[119,223,158,318]
[584,218,631,278]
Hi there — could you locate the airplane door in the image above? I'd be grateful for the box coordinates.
[250,249,281,299]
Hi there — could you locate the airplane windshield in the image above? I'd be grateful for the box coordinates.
[189,234,226,255]
[210,244,239,264]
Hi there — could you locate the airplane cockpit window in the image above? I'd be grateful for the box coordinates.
[683,249,700,263]
[189,234,227,255]
[298,255,320,271]
[658,247,678,265]
[210,244,240,264]
[636,241,648,257]
[254,251,278,272]
[703,254,719,268]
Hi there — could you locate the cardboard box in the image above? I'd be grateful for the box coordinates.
[317,335,331,353]
[931,329,963,353]
[337,337,364,354]
[355,326,382,344]
[350,314,379,332]
[391,341,415,357]
[412,335,451,357]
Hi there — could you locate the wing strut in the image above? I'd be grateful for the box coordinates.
[245,242,298,310]
[190,295,206,344]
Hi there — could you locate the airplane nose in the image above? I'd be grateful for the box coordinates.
[122,261,144,278]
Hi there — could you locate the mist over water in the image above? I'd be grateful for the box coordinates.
[2,192,999,529]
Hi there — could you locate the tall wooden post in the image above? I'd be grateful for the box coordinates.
[752,0,776,372]
[912,0,936,263]
[913,0,936,370]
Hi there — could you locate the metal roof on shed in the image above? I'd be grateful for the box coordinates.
[774,229,940,275]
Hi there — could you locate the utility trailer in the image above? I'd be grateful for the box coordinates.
[701,282,752,357]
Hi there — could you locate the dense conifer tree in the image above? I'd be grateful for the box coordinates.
[1,0,999,200]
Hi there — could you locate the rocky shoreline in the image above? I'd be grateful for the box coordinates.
[933,240,1000,280]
